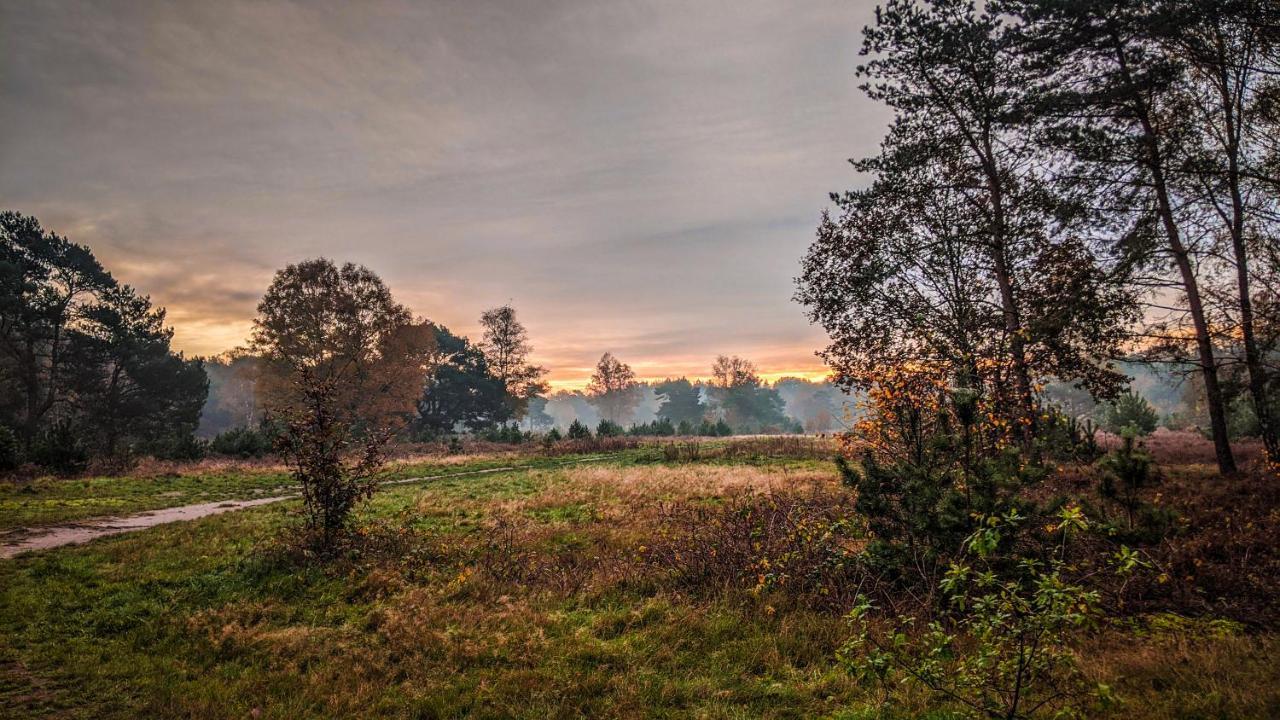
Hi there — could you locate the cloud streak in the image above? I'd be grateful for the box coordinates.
[0,0,889,386]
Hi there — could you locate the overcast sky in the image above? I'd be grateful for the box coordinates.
[0,0,888,388]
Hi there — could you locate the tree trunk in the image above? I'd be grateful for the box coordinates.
[1114,33,1237,475]
[980,136,1036,445]
[1147,142,1238,475]
[1213,44,1278,463]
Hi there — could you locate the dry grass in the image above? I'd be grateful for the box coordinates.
[1080,622,1280,718]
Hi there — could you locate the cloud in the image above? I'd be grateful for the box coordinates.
[0,0,889,382]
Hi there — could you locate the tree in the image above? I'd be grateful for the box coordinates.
[1013,0,1243,473]
[198,350,261,437]
[775,377,846,433]
[567,418,592,439]
[806,0,1138,446]
[586,352,641,424]
[479,304,548,421]
[545,389,599,431]
[252,258,433,551]
[0,212,208,461]
[653,377,705,425]
[523,395,554,431]
[1160,0,1280,462]
[71,284,207,456]
[706,355,789,433]
[0,211,115,449]
[1098,390,1160,436]
[413,323,508,437]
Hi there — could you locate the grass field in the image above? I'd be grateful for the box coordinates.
[0,450,626,532]
[1,437,1277,719]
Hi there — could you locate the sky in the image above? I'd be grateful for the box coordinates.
[0,0,889,389]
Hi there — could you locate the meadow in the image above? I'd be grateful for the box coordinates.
[1,435,1276,719]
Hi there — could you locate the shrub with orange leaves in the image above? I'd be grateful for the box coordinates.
[835,364,1044,585]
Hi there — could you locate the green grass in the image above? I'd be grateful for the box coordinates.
[1,455,1277,719]
[0,464,866,718]
[0,439,832,533]
[0,451,638,532]
[0,469,295,531]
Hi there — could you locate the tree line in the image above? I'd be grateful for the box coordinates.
[1,213,841,473]
[797,0,1280,472]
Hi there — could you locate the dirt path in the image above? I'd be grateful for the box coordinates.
[1,457,610,559]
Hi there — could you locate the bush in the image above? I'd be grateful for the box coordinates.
[147,433,207,461]
[714,419,733,436]
[1036,407,1100,462]
[31,419,90,475]
[483,423,527,444]
[642,488,862,607]
[596,419,624,437]
[676,419,694,436]
[1098,390,1158,436]
[567,419,591,439]
[209,426,273,458]
[837,386,1039,580]
[0,425,18,472]
[1097,430,1157,531]
[841,506,1104,719]
[545,427,562,442]
[629,418,675,436]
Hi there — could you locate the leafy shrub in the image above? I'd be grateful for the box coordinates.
[841,506,1103,719]
[544,427,562,442]
[0,425,18,472]
[31,419,89,475]
[567,419,591,439]
[209,426,273,458]
[596,419,624,437]
[676,419,694,436]
[1098,391,1158,436]
[714,419,733,436]
[696,419,717,436]
[447,435,464,454]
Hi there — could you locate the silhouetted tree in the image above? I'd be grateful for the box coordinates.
[0,211,115,449]
[587,352,641,424]
[1011,0,1257,472]
[479,304,548,421]
[71,284,208,456]
[0,211,208,461]
[799,0,1137,445]
[414,324,509,437]
[706,355,789,433]
[653,377,705,425]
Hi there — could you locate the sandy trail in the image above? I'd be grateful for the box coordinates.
[0,496,289,559]
[1,457,608,559]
